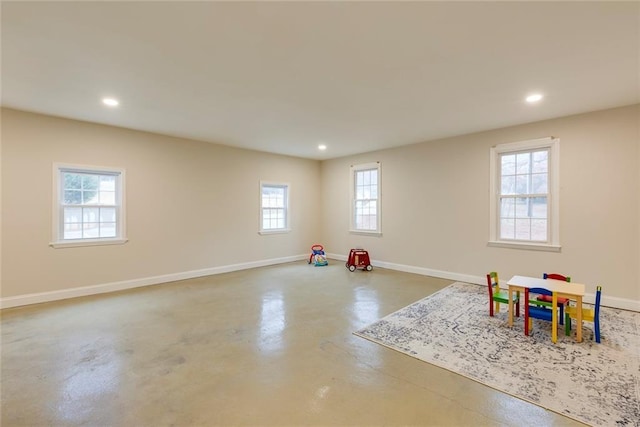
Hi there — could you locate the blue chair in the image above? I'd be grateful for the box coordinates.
[524,287,554,336]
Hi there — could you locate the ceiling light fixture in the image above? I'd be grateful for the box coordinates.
[102,97,119,107]
[318,144,327,151]
[525,93,543,103]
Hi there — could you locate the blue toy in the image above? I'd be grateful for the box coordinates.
[308,244,328,266]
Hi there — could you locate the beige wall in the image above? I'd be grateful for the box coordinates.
[321,105,640,304]
[1,108,321,299]
[2,105,639,307]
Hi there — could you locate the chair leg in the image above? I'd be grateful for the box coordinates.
[595,317,601,343]
[489,299,494,317]
[564,313,571,336]
[559,304,564,326]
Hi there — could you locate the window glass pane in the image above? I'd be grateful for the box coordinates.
[83,222,100,238]
[532,150,548,173]
[99,191,116,205]
[64,173,82,190]
[83,208,99,223]
[64,207,82,223]
[516,152,531,174]
[100,207,116,222]
[514,198,529,218]
[500,219,515,239]
[515,175,529,194]
[530,197,547,218]
[100,223,117,238]
[515,218,531,240]
[362,171,370,185]
[82,190,99,205]
[64,190,82,204]
[81,175,99,203]
[531,173,547,193]
[501,154,516,176]
[501,176,515,195]
[370,184,378,199]
[500,198,515,218]
[100,176,115,191]
[64,223,82,239]
[531,219,547,241]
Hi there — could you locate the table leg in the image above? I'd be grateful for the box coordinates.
[576,296,583,342]
[508,286,514,327]
[552,292,558,343]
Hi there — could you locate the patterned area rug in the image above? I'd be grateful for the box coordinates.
[354,282,640,427]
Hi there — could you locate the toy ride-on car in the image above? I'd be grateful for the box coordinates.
[346,248,372,272]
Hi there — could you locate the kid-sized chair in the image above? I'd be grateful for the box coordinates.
[535,273,571,325]
[565,286,602,343]
[486,272,519,317]
[524,287,554,336]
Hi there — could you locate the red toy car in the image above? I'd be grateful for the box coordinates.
[346,249,372,272]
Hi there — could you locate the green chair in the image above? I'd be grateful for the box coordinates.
[486,272,519,317]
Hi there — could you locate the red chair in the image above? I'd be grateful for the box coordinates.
[535,273,570,325]
[486,272,519,317]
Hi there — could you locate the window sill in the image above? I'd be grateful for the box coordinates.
[258,229,291,235]
[50,238,129,249]
[487,241,561,252]
[349,230,383,237]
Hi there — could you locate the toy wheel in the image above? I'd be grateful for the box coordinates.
[366,265,373,271]
[349,265,356,272]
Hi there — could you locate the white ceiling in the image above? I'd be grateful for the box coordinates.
[2,1,639,160]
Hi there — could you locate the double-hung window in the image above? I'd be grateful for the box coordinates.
[489,138,560,251]
[350,162,381,234]
[260,182,289,234]
[51,164,126,248]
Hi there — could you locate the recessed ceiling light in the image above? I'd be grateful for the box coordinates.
[526,93,543,103]
[318,144,327,151]
[102,98,119,107]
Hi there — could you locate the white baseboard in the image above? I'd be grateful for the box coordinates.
[0,254,307,309]
[4,253,638,313]
[326,253,640,312]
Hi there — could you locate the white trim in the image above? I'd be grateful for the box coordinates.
[258,229,291,235]
[259,181,290,233]
[489,137,560,248]
[325,253,639,312]
[0,254,307,309]
[350,161,381,233]
[50,238,128,249]
[52,163,127,246]
[348,230,383,236]
[487,240,561,252]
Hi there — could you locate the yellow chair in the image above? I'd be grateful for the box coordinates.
[565,286,602,343]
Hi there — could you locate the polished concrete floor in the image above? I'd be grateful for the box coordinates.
[1,262,584,426]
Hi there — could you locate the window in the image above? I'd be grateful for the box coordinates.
[51,164,126,248]
[489,138,560,251]
[350,162,381,234]
[260,182,289,234]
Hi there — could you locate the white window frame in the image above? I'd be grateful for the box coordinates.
[489,137,560,251]
[50,163,127,248]
[350,162,381,235]
[259,181,290,235]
